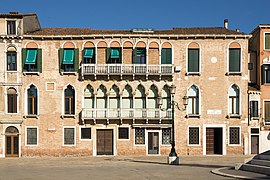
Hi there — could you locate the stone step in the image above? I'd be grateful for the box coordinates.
[248,159,270,167]
[240,163,270,175]
[257,155,270,161]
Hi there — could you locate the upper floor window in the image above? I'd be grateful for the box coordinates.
[229,85,240,115]
[228,42,241,73]
[187,85,199,115]
[22,48,42,73]
[83,48,95,63]
[250,100,259,118]
[64,85,75,115]
[262,64,270,84]
[27,85,38,115]
[265,33,270,50]
[122,85,133,109]
[59,48,79,73]
[84,85,94,109]
[107,48,121,63]
[133,48,146,64]
[265,101,270,124]
[187,43,200,73]
[161,48,172,64]
[147,85,158,109]
[7,51,17,71]
[7,20,16,35]
[7,88,17,113]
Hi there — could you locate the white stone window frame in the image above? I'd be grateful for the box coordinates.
[226,41,242,74]
[118,126,130,141]
[79,126,92,141]
[264,32,270,51]
[227,84,241,118]
[186,42,202,75]
[63,126,76,146]
[134,127,146,146]
[228,126,241,146]
[161,128,171,146]
[263,99,270,125]
[188,126,200,146]
[5,86,19,115]
[6,19,17,35]
[61,84,76,118]
[5,45,19,73]
[25,126,38,147]
[186,84,201,117]
[249,98,260,120]
[24,84,40,118]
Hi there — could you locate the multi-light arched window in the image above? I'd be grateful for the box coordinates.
[187,85,199,115]
[161,85,171,109]
[96,85,107,109]
[7,87,17,113]
[135,85,146,109]
[27,85,37,115]
[147,85,158,109]
[84,85,94,109]
[64,85,75,115]
[6,46,17,71]
[229,84,240,115]
[122,85,133,109]
[109,85,120,109]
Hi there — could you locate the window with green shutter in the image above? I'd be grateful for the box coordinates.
[161,48,172,64]
[106,48,121,63]
[265,33,270,50]
[229,48,241,72]
[22,48,42,73]
[59,48,79,73]
[83,48,95,63]
[133,48,146,64]
[188,49,199,73]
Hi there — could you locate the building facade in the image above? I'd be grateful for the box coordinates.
[0,12,251,157]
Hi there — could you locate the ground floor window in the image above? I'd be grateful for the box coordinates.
[229,127,240,145]
[135,128,145,145]
[188,127,199,145]
[162,128,171,145]
[64,127,75,145]
[26,127,37,145]
[80,127,91,140]
[118,127,129,140]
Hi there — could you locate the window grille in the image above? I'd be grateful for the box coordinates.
[229,127,240,145]
[162,128,171,145]
[189,127,199,145]
[135,128,145,144]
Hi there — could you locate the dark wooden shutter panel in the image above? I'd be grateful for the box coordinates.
[59,48,64,72]
[133,48,137,64]
[161,48,166,64]
[22,48,27,72]
[166,48,172,64]
[106,48,111,63]
[229,48,240,72]
[37,49,42,73]
[74,48,79,72]
[188,49,199,72]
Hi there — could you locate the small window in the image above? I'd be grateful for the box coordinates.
[135,128,145,145]
[250,128,259,134]
[265,33,270,50]
[229,127,240,145]
[188,127,199,145]
[188,48,199,73]
[265,101,270,123]
[7,20,16,35]
[26,127,37,145]
[162,128,171,145]
[229,48,241,72]
[262,64,270,84]
[250,101,259,118]
[64,128,75,145]
[118,127,129,139]
[187,85,199,115]
[229,85,240,115]
[7,88,17,113]
[7,51,17,71]
[81,127,91,139]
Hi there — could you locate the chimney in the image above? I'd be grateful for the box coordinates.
[236,28,240,32]
[9,12,19,14]
[224,19,228,29]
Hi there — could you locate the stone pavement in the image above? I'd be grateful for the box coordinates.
[0,155,269,180]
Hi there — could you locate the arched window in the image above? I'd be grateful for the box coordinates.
[7,47,17,71]
[147,85,158,109]
[135,85,146,109]
[161,85,171,109]
[187,85,199,115]
[27,85,37,115]
[96,85,107,109]
[84,85,94,109]
[229,85,239,115]
[228,42,241,73]
[7,88,17,113]
[187,42,200,73]
[122,85,133,109]
[64,85,75,115]
[109,85,120,109]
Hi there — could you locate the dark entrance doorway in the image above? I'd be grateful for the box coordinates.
[97,129,113,155]
[251,135,259,154]
[5,126,19,157]
[206,128,223,155]
[148,132,159,154]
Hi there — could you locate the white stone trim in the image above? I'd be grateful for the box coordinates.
[188,126,201,146]
[25,126,39,146]
[228,126,241,146]
[62,126,76,146]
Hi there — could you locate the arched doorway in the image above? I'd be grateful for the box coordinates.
[5,126,19,157]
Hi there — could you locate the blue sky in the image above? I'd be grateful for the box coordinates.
[0,0,269,33]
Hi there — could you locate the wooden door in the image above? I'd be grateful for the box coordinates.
[6,135,19,157]
[148,132,159,154]
[97,129,113,155]
[206,128,214,154]
[251,135,259,154]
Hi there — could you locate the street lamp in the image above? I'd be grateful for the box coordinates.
[158,84,188,165]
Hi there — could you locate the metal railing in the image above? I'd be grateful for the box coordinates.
[81,108,172,119]
[81,64,173,76]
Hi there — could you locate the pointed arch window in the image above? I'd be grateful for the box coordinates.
[7,50,17,71]
[187,85,199,115]
[229,85,240,115]
[64,85,75,115]
[161,86,171,109]
[84,85,94,109]
[96,85,107,109]
[135,85,146,109]
[7,88,17,113]
[122,85,133,109]
[109,85,120,109]
[27,85,38,115]
[147,85,158,109]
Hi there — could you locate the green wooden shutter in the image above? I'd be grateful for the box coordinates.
[229,48,240,72]
[22,48,27,72]
[74,48,79,72]
[188,49,199,72]
[265,33,270,50]
[133,48,137,64]
[37,49,42,73]
[106,48,111,63]
[161,48,166,64]
[119,47,122,63]
[166,48,172,64]
[59,48,64,72]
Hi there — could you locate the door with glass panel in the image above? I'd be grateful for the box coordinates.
[148,132,159,155]
[5,126,19,157]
